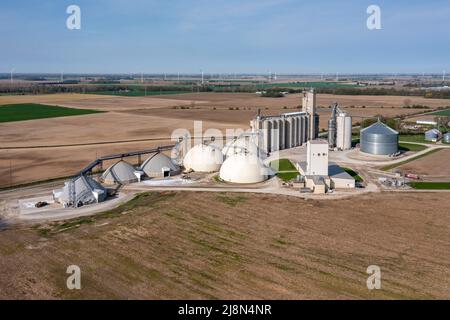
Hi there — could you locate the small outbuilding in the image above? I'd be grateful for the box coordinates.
[443,132,450,144]
[328,163,356,189]
[424,129,442,142]
[296,161,355,192]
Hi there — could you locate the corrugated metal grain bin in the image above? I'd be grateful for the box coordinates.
[360,121,398,155]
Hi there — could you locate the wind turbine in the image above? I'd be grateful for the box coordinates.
[10,68,15,85]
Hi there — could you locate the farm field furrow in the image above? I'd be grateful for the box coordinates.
[0,191,449,299]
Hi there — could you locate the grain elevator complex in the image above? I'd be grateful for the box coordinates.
[23,86,430,216]
[250,89,320,153]
[48,88,363,208]
[13,80,447,225]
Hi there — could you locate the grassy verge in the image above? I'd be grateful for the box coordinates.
[216,194,247,207]
[0,103,103,123]
[277,172,299,182]
[399,142,427,152]
[270,159,299,182]
[380,148,443,171]
[270,159,297,171]
[429,108,450,116]
[341,167,363,182]
[399,134,427,144]
[408,182,450,190]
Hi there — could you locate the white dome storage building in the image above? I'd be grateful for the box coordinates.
[219,153,274,184]
[53,175,107,207]
[140,152,180,178]
[222,138,262,158]
[183,144,223,172]
[101,160,141,184]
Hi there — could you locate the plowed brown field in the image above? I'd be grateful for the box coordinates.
[0,191,449,299]
[1,92,449,187]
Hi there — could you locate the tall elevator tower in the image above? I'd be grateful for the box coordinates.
[302,88,317,140]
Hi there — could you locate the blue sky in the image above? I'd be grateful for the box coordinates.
[0,0,449,74]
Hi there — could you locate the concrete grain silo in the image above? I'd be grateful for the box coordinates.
[278,119,285,150]
[284,118,292,149]
[292,117,298,147]
[263,120,271,152]
[336,112,352,150]
[249,90,317,153]
[271,120,279,151]
[328,104,337,148]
